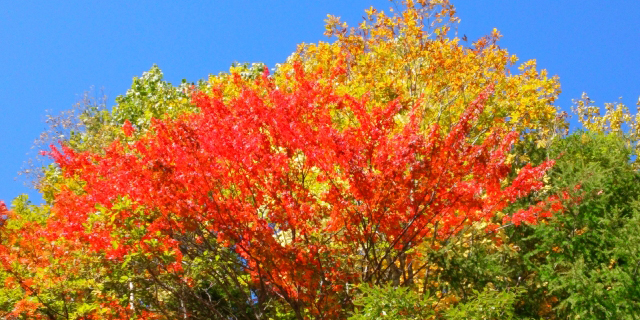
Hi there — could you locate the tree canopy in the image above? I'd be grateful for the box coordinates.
[1,1,638,319]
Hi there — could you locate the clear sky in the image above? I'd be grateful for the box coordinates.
[1,1,639,205]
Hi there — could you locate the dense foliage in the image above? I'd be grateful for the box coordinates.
[1,1,638,319]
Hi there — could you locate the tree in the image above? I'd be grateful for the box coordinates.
[572,93,640,167]
[34,63,553,319]
[278,0,565,147]
[504,132,640,319]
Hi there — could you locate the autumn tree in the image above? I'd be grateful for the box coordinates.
[26,60,552,319]
[278,0,565,146]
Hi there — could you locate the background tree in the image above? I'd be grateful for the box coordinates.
[504,132,640,319]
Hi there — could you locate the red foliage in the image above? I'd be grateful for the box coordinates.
[37,65,554,315]
[123,119,135,137]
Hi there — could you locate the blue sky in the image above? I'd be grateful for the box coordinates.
[1,1,639,205]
